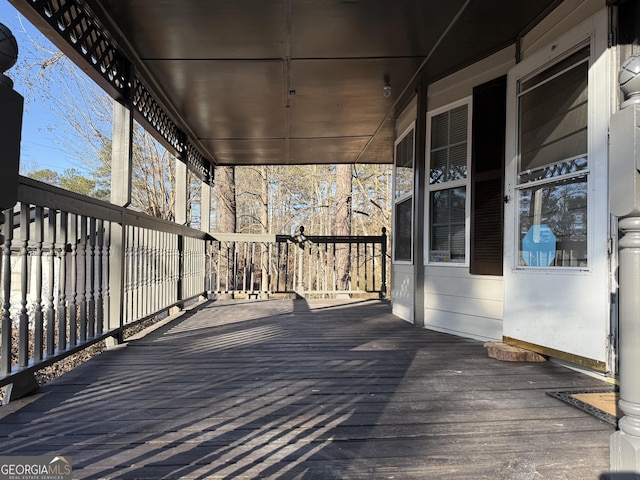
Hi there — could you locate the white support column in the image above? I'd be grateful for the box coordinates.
[413,83,427,327]
[175,159,188,225]
[201,179,211,233]
[108,100,133,345]
[610,55,640,472]
[111,100,133,207]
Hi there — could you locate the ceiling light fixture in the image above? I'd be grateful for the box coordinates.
[383,83,391,98]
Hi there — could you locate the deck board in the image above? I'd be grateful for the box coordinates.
[0,299,615,479]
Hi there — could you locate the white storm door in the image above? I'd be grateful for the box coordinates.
[503,12,611,367]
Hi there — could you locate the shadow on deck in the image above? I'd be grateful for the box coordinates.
[0,299,615,479]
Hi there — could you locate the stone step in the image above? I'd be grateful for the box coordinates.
[484,341,547,363]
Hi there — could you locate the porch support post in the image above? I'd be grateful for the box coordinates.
[611,216,640,471]
[201,179,211,233]
[111,101,133,207]
[413,82,428,327]
[610,55,640,471]
[108,99,133,346]
[175,159,188,225]
[200,179,212,301]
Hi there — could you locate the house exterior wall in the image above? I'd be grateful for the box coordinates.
[394,0,616,369]
[421,48,514,342]
[391,99,417,323]
[423,265,503,341]
[520,0,605,61]
[391,264,414,323]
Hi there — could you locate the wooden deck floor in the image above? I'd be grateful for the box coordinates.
[0,299,616,479]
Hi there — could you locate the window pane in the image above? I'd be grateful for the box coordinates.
[397,130,414,169]
[432,190,449,224]
[395,130,414,199]
[451,224,466,260]
[432,226,449,251]
[429,105,468,184]
[431,114,449,148]
[516,46,589,268]
[522,46,589,91]
[430,149,447,184]
[518,175,587,267]
[449,106,468,144]
[394,198,412,261]
[449,144,467,181]
[430,187,466,263]
[519,49,589,174]
[450,189,466,222]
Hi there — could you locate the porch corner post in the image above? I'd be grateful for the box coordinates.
[610,54,640,472]
[175,158,188,225]
[413,82,428,327]
[201,179,211,233]
[200,179,212,300]
[108,98,133,346]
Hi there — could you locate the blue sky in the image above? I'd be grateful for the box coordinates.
[1,1,93,176]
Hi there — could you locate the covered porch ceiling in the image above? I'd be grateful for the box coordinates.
[10,0,560,171]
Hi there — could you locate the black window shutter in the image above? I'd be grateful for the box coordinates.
[470,76,506,276]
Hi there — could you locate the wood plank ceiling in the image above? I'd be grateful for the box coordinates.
[11,0,560,167]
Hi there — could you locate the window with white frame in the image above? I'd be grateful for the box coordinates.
[393,126,414,262]
[516,45,589,268]
[427,101,471,264]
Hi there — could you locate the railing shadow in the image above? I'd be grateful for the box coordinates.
[0,298,614,478]
[0,299,413,478]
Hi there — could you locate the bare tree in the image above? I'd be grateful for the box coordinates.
[15,18,196,222]
[260,165,269,289]
[216,166,237,233]
[333,164,353,290]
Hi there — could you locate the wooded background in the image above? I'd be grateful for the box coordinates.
[15,24,393,240]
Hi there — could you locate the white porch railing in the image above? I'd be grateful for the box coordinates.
[209,227,388,299]
[0,176,210,403]
[0,178,390,404]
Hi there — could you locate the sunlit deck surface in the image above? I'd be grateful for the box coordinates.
[0,299,615,479]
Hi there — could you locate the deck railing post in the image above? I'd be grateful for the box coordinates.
[33,206,44,362]
[295,226,305,294]
[380,227,387,299]
[18,204,29,368]
[177,234,184,305]
[57,212,68,353]
[108,98,133,346]
[1,211,12,376]
[46,209,57,356]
